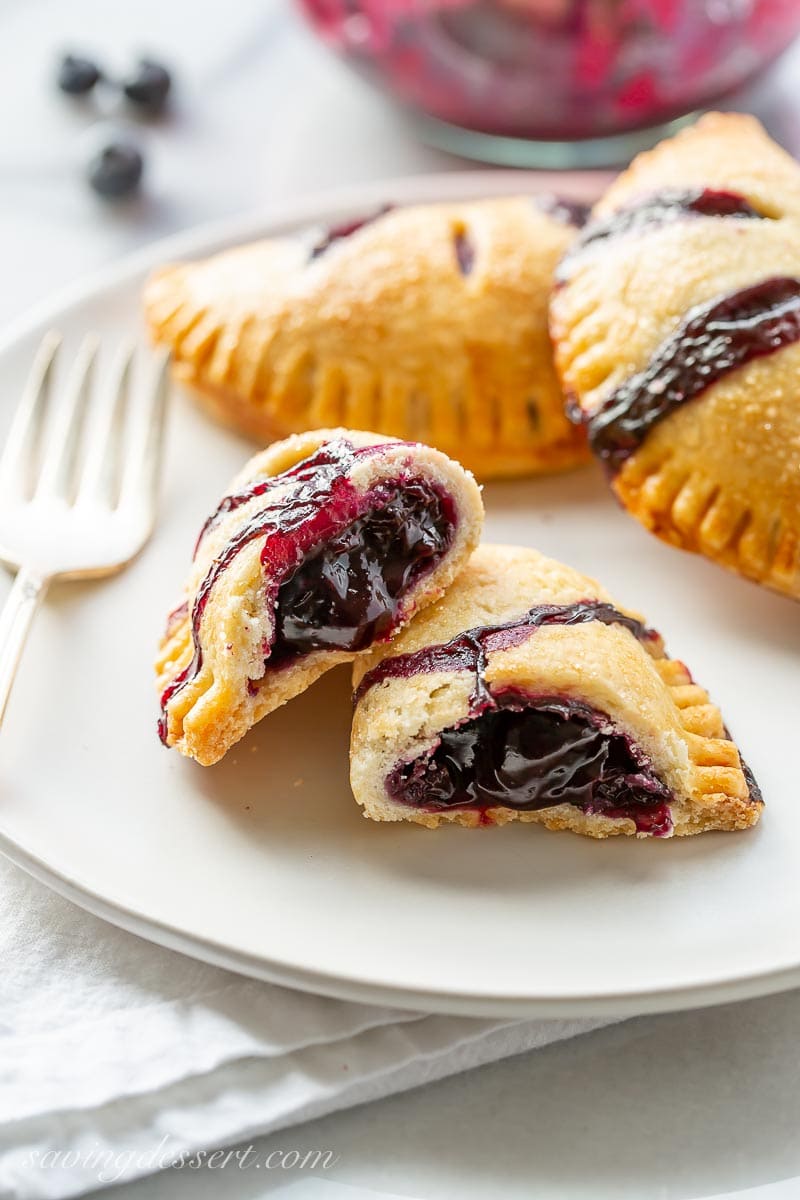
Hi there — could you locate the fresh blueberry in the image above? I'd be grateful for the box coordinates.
[57,54,102,96]
[86,140,144,199]
[122,59,171,113]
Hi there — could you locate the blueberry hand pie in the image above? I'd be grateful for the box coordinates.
[350,545,761,838]
[551,113,800,601]
[143,197,589,480]
[157,429,483,765]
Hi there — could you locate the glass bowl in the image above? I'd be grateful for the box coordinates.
[299,0,800,166]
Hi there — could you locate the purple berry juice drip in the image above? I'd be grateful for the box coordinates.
[164,600,189,640]
[354,599,656,711]
[194,440,382,555]
[578,276,800,473]
[386,693,673,836]
[159,439,455,743]
[721,725,763,808]
[453,227,474,276]
[559,188,765,277]
[308,204,394,260]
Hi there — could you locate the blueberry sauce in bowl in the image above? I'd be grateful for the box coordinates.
[386,693,674,836]
[300,1,800,153]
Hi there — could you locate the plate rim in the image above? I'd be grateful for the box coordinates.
[0,168,606,360]
[1,167,794,1020]
[4,823,800,1019]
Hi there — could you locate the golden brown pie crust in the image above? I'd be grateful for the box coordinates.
[550,113,800,601]
[144,198,589,480]
[350,544,762,838]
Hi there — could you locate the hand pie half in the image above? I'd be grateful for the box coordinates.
[350,544,762,838]
[157,429,483,765]
[144,197,589,480]
[551,113,800,601]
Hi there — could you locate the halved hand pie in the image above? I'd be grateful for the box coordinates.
[350,545,762,838]
[157,429,483,765]
[550,113,800,601]
[143,197,590,480]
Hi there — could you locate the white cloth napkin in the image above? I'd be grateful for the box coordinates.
[0,858,609,1200]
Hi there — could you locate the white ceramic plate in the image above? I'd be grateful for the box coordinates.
[0,171,798,1019]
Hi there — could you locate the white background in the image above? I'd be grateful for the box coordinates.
[3,1,800,1197]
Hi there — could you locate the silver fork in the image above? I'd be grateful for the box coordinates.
[0,333,169,726]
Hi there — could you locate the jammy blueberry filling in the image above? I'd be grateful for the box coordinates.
[386,695,674,836]
[270,481,455,662]
[158,437,456,743]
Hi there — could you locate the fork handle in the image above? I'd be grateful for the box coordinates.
[0,565,49,728]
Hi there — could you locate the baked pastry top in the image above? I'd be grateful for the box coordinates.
[351,544,762,838]
[143,196,590,480]
[550,113,800,601]
[157,429,483,765]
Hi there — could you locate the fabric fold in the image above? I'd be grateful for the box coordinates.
[0,854,608,1200]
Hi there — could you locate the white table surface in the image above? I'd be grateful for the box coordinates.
[3,2,800,1197]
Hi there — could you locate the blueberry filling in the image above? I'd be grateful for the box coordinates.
[386,694,674,836]
[576,276,800,473]
[358,600,671,832]
[558,187,765,278]
[270,481,455,662]
[158,439,455,743]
